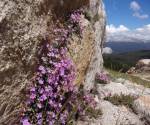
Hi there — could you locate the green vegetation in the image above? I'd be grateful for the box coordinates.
[107,69,150,88]
[104,50,150,87]
[104,56,132,72]
[104,50,150,73]
[104,94,135,109]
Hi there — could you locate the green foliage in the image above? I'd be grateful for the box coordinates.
[104,94,135,109]
[104,56,133,73]
[103,50,150,73]
[107,68,150,88]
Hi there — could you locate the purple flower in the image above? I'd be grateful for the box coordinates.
[21,118,31,125]
[30,87,36,92]
[49,121,54,125]
[60,67,65,76]
[95,72,109,84]
[37,119,42,125]
[39,88,44,94]
[47,52,55,57]
[38,79,44,85]
[39,94,47,101]
[37,103,42,109]
[38,66,46,74]
[30,93,36,100]
[37,113,42,119]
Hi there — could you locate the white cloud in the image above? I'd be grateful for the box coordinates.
[106,24,150,42]
[130,1,149,20]
[133,12,149,19]
[103,47,113,54]
[130,1,140,11]
[106,24,129,34]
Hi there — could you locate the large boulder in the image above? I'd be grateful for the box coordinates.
[127,59,150,74]
[99,101,143,125]
[0,0,106,124]
[97,79,150,99]
[77,100,143,125]
[133,95,150,124]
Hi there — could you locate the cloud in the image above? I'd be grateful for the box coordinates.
[106,24,129,34]
[133,12,149,19]
[103,47,113,54]
[130,1,140,11]
[106,24,150,42]
[130,1,149,19]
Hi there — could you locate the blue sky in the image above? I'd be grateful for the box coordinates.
[103,0,150,43]
[104,0,150,29]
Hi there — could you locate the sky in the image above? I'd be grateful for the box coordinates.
[104,0,150,43]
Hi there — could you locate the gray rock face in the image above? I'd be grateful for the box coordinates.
[84,0,106,90]
[133,95,150,124]
[0,0,106,124]
[0,1,48,124]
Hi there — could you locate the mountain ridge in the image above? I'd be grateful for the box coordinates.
[105,41,150,53]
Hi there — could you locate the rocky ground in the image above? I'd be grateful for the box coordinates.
[77,77,150,125]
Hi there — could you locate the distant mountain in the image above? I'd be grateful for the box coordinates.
[105,42,150,53]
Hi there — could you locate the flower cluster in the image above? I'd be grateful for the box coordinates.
[68,9,84,36]
[21,43,76,125]
[21,9,96,125]
[95,72,110,84]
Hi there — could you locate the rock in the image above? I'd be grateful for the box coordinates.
[68,18,95,85]
[97,79,150,99]
[0,0,105,124]
[98,101,144,125]
[127,59,150,81]
[133,95,150,124]
[115,78,126,83]
[123,80,150,96]
[84,0,106,90]
[127,67,136,74]
[77,100,143,125]
[137,59,150,67]
[128,59,150,74]
[97,82,130,98]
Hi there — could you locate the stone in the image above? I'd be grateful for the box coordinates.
[133,95,150,124]
[83,0,106,90]
[98,101,144,125]
[97,78,150,99]
[115,78,126,83]
[137,59,150,67]
[123,80,150,96]
[97,82,130,99]
[0,0,106,124]
[127,59,150,81]
[77,100,143,125]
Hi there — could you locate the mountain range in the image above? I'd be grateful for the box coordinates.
[105,42,150,53]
